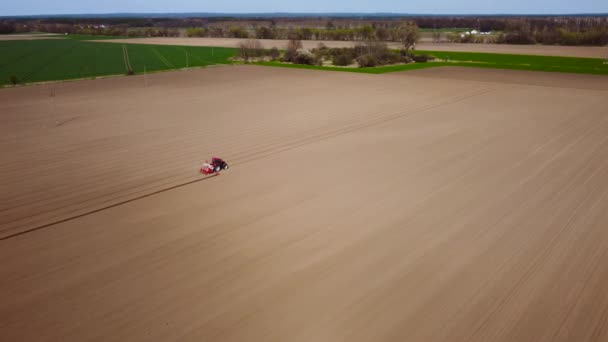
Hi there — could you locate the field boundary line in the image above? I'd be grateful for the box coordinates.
[0,174,219,241]
[0,64,229,89]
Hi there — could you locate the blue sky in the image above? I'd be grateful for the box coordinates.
[2,0,607,16]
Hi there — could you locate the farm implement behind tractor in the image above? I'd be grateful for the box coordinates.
[201,157,229,175]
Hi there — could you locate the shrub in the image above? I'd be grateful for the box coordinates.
[9,75,18,85]
[287,38,303,52]
[333,52,354,66]
[459,33,474,43]
[375,49,402,65]
[229,27,250,39]
[497,31,536,44]
[167,29,180,37]
[328,48,356,65]
[284,38,304,63]
[473,36,485,44]
[269,47,280,60]
[353,43,369,57]
[446,33,460,42]
[255,26,275,39]
[411,54,434,63]
[293,49,315,65]
[127,69,135,75]
[314,43,329,57]
[313,44,336,60]
[357,54,378,67]
[284,49,296,63]
[354,42,401,66]
[207,27,224,38]
[0,22,17,34]
[186,28,205,37]
[375,27,389,41]
[237,39,264,62]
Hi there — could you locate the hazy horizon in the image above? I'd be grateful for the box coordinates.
[2,0,608,17]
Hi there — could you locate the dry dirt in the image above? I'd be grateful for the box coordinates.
[0,34,62,41]
[1,65,608,342]
[94,37,608,58]
[398,66,608,90]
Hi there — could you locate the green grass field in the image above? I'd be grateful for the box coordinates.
[258,50,608,75]
[416,50,608,74]
[0,39,236,86]
[2,37,606,86]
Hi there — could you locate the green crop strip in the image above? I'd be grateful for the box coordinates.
[257,50,608,75]
[0,39,236,86]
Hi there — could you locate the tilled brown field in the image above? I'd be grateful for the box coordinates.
[95,37,608,58]
[399,66,608,90]
[1,66,608,342]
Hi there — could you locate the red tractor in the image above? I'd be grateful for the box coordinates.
[200,157,229,175]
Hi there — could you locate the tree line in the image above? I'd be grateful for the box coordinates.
[187,23,420,43]
[495,19,608,45]
[2,15,607,46]
[0,21,180,37]
[189,18,607,46]
[235,23,423,68]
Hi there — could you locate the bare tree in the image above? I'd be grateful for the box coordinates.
[397,22,420,53]
[432,32,442,43]
[287,37,303,51]
[269,47,280,61]
[285,37,303,62]
[238,39,264,62]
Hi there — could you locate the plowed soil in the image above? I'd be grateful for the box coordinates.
[1,65,608,342]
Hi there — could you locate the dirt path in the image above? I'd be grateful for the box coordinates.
[93,37,608,58]
[1,66,608,341]
[0,34,63,41]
